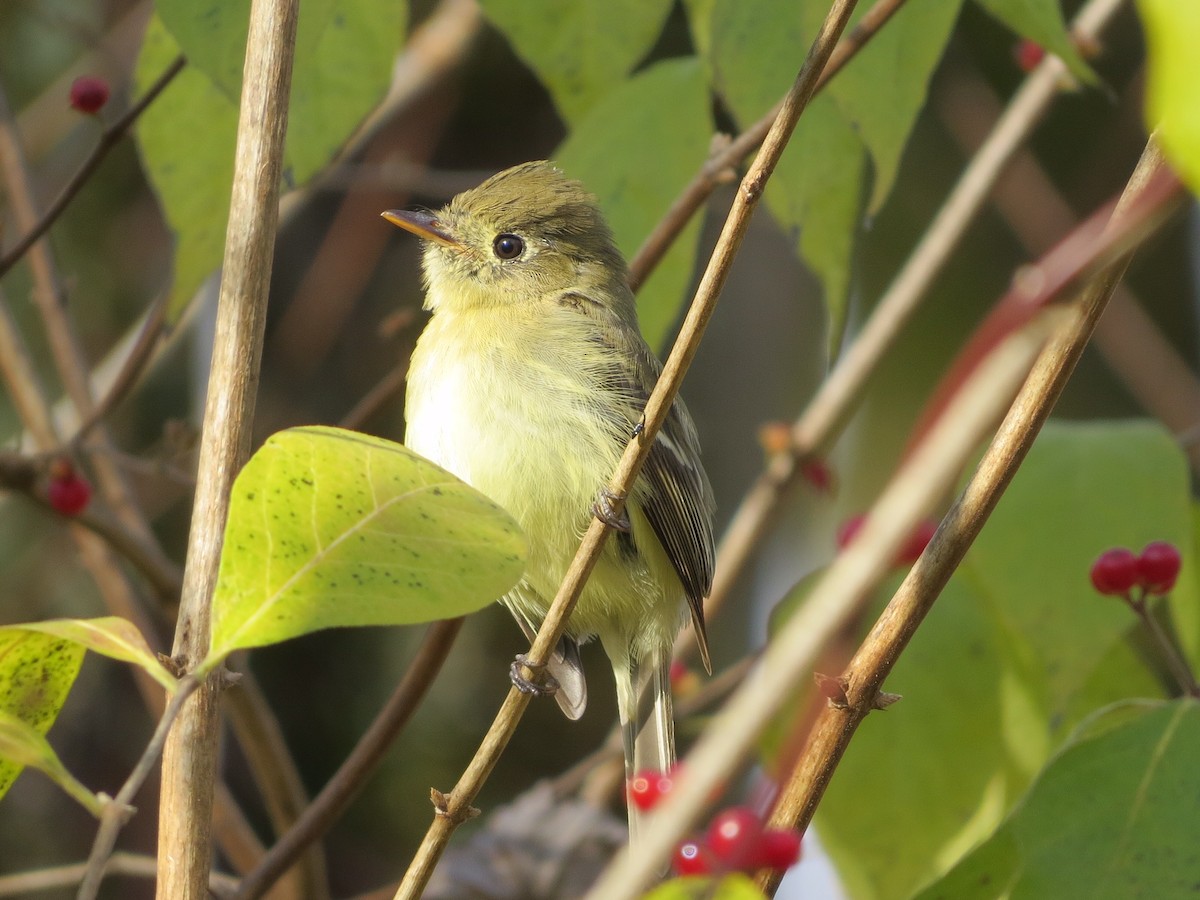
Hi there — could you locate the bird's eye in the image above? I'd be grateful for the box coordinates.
[492,233,525,260]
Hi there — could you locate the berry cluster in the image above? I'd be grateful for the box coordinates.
[1090,542,1182,598]
[628,770,803,878]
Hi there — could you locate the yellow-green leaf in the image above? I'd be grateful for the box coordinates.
[0,710,102,816]
[1138,0,1200,194]
[0,628,85,803]
[205,427,527,668]
[16,618,177,693]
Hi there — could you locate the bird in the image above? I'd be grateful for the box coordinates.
[383,160,714,827]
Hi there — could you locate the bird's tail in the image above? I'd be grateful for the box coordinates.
[611,638,675,841]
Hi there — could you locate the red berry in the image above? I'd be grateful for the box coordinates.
[69,76,110,114]
[752,829,803,870]
[47,465,92,516]
[1013,39,1045,72]
[705,806,764,870]
[628,769,673,811]
[672,839,713,876]
[898,519,938,564]
[1136,541,1182,595]
[836,514,866,550]
[800,458,833,493]
[1090,548,1139,595]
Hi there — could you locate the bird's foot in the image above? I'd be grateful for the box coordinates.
[593,487,631,532]
[510,653,560,697]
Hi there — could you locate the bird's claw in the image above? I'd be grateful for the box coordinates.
[510,653,559,697]
[593,487,631,532]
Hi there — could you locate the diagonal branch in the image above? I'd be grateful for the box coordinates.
[674,0,1130,654]
[628,0,909,291]
[391,2,864,897]
[757,139,1178,895]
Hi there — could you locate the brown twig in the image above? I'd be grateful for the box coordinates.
[0,54,185,281]
[232,618,464,900]
[392,3,862,897]
[594,143,1183,900]
[591,314,1064,900]
[757,141,1179,896]
[66,290,170,450]
[0,852,239,897]
[155,1,298,896]
[672,0,1131,657]
[627,0,909,291]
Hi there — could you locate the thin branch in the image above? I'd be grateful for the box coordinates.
[756,140,1177,896]
[233,618,464,900]
[673,0,1131,655]
[935,62,1200,478]
[591,143,1183,900]
[0,54,186,281]
[156,1,299,895]
[0,74,183,614]
[627,0,909,291]
[78,676,201,900]
[338,361,410,431]
[392,3,862,897]
[590,314,1064,900]
[0,852,239,897]
[67,290,170,450]
[1128,594,1200,698]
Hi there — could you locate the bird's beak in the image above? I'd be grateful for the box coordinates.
[380,209,463,248]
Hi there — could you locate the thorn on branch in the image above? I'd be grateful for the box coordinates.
[872,690,902,710]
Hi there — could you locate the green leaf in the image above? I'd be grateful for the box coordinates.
[917,699,1200,899]
[644,873,765,899]
[704,0,866,347]
[286,0,406,183]
[136,1,404,316]
[764,96,864,349]
[0,628,86,803]
[556,58,712,352]
[134,15,237,318]
[779,421,1194,899]
[826,0,963,211]
[0,711,102,815]
[815,576,1027,899]
[205,427,527,667]
[963,420,1194,724]
[1137,0,1200,195]
[973,0,1098,86]
[479,0,674,123]
[15,618,177,693]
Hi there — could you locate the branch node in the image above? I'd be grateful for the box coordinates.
[430,789,480,823]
